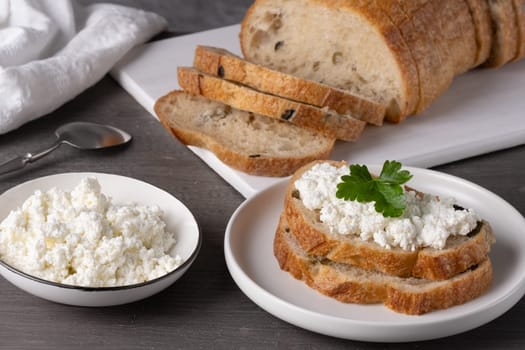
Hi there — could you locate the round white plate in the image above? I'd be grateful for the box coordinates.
[0,173,201,307]
[224,165,525,342]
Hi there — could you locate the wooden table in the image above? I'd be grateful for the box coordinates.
[1,1,524,348]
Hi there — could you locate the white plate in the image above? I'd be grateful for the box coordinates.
[0,173,201,307]
[224,165,525,342]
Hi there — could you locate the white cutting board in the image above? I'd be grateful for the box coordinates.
[111,24,525,198]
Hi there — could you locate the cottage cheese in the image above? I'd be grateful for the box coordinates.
[0,178,183,287]
[294,163,480,251]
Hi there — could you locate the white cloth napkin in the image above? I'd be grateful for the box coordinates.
[0,0,167,134]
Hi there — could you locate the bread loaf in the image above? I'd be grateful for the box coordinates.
[240,0,419,122]
[154,91,335,177]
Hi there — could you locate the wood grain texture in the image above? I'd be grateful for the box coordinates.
[0,1,524,349]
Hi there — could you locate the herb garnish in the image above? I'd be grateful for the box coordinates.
[336,160,413,218]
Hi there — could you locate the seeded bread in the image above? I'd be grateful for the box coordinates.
[154,91,335,177]
[485,0,520,67]
[284,160,495,280]
[274,214,493,315]
[239,0,420,122]
[177,67,366,141]
[193,45,386,125]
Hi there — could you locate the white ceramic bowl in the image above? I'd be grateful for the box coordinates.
[0,173,201,307]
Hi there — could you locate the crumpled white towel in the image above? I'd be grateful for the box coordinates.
[0,0,167,134]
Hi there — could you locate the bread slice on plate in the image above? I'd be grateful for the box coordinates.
[485,0,519,67]
[154,91,335,177]
[239,0,420,123]
[177,67,366,141]
[284,160,495,280]
[193,45,386,125]
[274,214,493,315]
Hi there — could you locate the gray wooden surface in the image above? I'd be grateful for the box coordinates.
[0,1,524,349]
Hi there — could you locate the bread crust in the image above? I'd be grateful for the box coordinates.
[374,0,436,117]
[193,45,386,125]
[154,91,335,177]
[512,0,525,60]
[485,0,520,67]
[392,0,477,113]
[177,67,365,141]
[465,0,494,67]
[284,160,495,280]
[274,215,493,315]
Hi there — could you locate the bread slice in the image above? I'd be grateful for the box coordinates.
[428,0,478,73]
[239,0,420,122]
[391,0,477,113]
[375,0,446,116]
[485,0,520,67]
[465,0,493,67]
[274,214,493,315]
[512,0,525,60]
[177,67,366,141]
[154,91,335,177]
[284,160,495,280]
[193,46,386,126]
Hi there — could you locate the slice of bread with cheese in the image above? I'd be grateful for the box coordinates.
[274,214,493,315]
[154,91,335,177]
[283,160,495,280]
[177,67,366,141]
[193,45,386,125]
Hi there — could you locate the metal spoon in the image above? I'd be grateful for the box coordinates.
[0,122,132,175]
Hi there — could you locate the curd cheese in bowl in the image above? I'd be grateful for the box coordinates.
[0,173,201,306]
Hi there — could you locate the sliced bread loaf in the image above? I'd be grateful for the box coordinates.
[177,67,366,141]
[284,160,495,280]
[154,91,335,177]
[274,214,493,315]
[239,0,419,122]
[193,45,386,125]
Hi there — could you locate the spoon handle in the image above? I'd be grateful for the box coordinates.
[0,155,31,175]
[0,142,62,175]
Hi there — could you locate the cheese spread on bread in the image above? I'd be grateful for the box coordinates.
[294,163,479,251]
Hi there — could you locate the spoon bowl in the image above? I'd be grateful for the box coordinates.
[0,122,132,175]
[56,122,132,150]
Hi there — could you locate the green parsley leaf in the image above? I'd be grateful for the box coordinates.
[336,160,413,217]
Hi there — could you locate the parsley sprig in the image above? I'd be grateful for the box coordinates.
[336,160,413,218]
